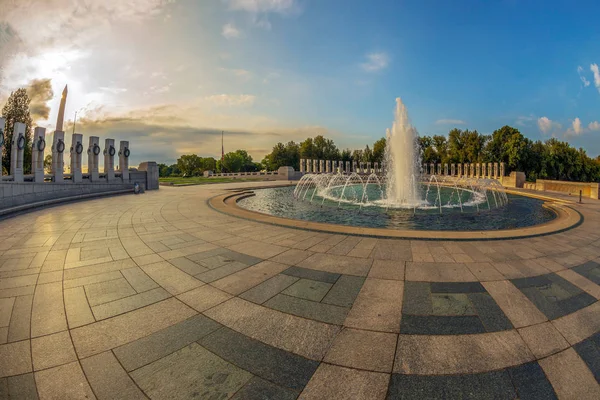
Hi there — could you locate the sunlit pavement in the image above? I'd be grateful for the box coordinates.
[0,182,599,399]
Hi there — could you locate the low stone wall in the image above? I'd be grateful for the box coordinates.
[534,179,599,199]
[0,169,154,215]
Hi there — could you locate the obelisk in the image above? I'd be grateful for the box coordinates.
[56,85,68,131]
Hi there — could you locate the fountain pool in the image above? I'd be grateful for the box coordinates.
[238,98,557,232]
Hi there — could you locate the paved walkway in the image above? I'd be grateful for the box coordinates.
[0,182,599,399]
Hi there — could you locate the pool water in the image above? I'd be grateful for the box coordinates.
[237,186,557,231]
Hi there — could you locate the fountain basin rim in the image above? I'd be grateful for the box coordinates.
[208,185,582,241]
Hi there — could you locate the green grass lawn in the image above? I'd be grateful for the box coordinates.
[159,176,272,185]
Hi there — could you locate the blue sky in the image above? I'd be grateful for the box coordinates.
[1,0,599,165]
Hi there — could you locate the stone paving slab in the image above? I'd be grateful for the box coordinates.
[1,182,599,398]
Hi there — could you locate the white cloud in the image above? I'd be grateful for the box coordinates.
[205,94,256,106]
[566,117,583,136]
[591,64,600,93]
[361,52,389,72]
[435,119,466,125]
[515,115,534,126]
[224,0,297,14]
[588,121,600,131]
[577,66,590,87]
[223,0,299,30]
[537,116,561,134]
[222,23,241,39]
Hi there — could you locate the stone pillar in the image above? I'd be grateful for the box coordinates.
[345,161,350,174]
[436,163,441,175]
[487,163,493,178]
[299,159,305,173]
[88,136,100,182]
[374,162,379,174]
[451,163,455,176]
[104,138,116,181]
[119,141,130,182]
[138,161,159,190]
[352,161,357,173]
[319,159,324,173]
[51,130,66,182]
[475,163,480,178]
[457,163,463,177]
[10,122,26,182]
[494,163,499,178]
[307,159,312,173]
[444,163,449,176]
[326,160,331,173]
[313,159,318,173]
[70,133,84,183]
[32,127,46,182]
[500,162,506,177]
[469,163,474,177]
[429,163,434,175]
[0,117,4,179]
[481,163,486,178]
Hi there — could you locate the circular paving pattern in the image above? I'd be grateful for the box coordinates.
[0,181,599,399]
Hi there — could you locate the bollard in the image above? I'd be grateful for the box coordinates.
[70,133,84,183]
[579,190,582,204]
[10,122,26,182]
[32,127,46,182]
[88,136,100,182]
[0,117,5,179]
[119,141,130,182]
[104,138,116,182]
[52,130,65,182]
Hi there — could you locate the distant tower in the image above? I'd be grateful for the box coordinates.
[56,85,68,131]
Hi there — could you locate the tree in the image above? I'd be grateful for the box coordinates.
[340,149,352,162]
[2,89,33,174]
[222,150,256,172]
[361,145,373,163]
[177,154,202,177]
[351,149,363,162]
[372,138,386,164]
[262,141,300,171]
[44,154,52,174]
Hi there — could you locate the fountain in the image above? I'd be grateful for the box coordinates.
[292,98,508,214]
[237,98,556,232]
[385,98,421,207]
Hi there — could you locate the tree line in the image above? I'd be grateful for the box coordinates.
[261,127,600,182]
[159,149,262,177]
[3,86,595,182]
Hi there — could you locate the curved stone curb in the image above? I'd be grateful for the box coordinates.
[209,190,583,241]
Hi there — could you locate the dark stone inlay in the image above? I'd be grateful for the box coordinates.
[114,314,222,371]
[7,373,39,400]
[511,273,596,319]
[508,362,558,400]
[264,294,348,325]
[187,248,263,267]
[281,266,340,284]
[511,274,553,289]
[186,248,230,262]
[555,292,596,316]
[231,376,298,400]
[574,332,600,384]
[387,370,516,399]
[402,282,432,315]
[467,293,513,332]
[572,261,600,285]
[430,282,486,294]
[399,315,486,335]
[200,326,319,391]
[322,275,365,307]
